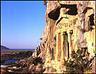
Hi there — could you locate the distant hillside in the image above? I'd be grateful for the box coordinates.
[1,45,34,53]
[1,45,10,51]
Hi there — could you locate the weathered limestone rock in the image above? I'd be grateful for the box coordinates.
[41,1,95,73]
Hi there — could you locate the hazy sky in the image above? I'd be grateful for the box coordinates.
[1,1,46,49]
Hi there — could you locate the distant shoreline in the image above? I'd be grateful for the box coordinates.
[1,45,35,51]
[9,49,35,50]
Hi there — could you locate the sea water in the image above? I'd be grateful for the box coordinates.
[3,59,17,65]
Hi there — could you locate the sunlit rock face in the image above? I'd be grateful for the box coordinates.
[41,1,95,73]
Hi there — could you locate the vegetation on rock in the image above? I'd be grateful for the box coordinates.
[64,48,95,73]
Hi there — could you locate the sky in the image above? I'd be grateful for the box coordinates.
[1,1,46,49]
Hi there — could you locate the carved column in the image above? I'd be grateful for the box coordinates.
[58,32,61,61]
[68,31,71,58]
[63,31,69,59]
[61,32,64,61]
[55,33,58,61]
[55,32,61,61]
[68,30,73,57]
[70,30,74,49]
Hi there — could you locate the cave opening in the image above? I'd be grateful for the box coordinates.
[61,4,78,15]
[48,7,60,20]
[88,14,94,30]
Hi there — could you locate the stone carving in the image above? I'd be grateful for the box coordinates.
[40,1,95,73]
